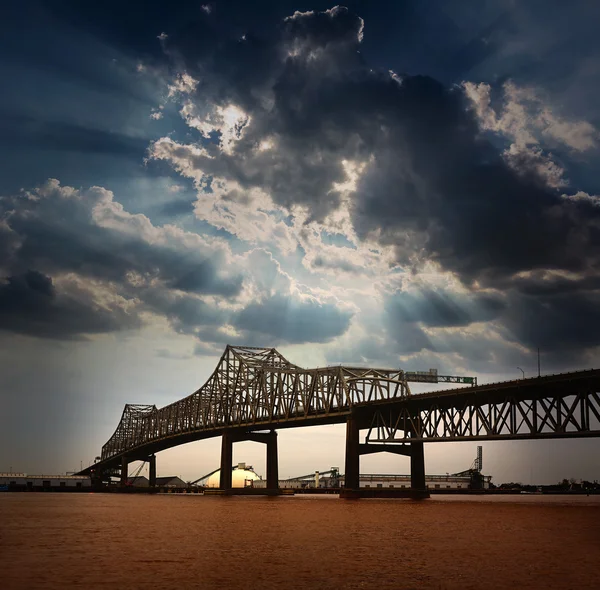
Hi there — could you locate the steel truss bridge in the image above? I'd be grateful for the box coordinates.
[80,345,600,496]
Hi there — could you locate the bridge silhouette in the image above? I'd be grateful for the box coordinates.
[80,345,600,497]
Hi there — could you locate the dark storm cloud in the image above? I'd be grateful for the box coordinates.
[348,80,598,285]
[0,179,352,346]
[282,5,364,46]
[154,8,370,219]
[383,283,600,363]
[168,260,241,296]
[234,293,352,344]
[509,272,600,297]
[158,6,600,284]
[141,288,227,335]
[154,5,600,357]
[386,289,505,328]
[0,181,241,299]
[0,270,140,338]
[379,293,517,367]
[0,180,242,339]
[502,290,600,353]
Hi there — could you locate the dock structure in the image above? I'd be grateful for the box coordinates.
[0,473,91,491]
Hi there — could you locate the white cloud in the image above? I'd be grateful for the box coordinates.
[180,102,250,153]
[539,111,597,151]
[389,70,402,85]
[562,191,600,206]
[463,81,599,152]
[284,10,315,22]
[142,8,600,376]
[167,73,199,98]
[357,16,365,43]
[150,136,397,274]
[2,179,359,347]
[503,143,567,188]
[463,80,598,187]
[150,138,298,253]
[199,177,297,254]
[150,137,213,185]
[464,80,598,152]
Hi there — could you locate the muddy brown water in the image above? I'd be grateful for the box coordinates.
[1,493,599,589]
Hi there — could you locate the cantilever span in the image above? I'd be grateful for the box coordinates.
[92,345,412,470]
[80,346,600,496]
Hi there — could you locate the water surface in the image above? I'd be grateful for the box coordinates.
[1,493,599,589]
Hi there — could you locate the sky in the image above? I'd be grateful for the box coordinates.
[2,0,600,485]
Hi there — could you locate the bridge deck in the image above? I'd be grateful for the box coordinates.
[79,347,600,476]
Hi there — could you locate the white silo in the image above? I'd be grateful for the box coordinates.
[205,463,262,488]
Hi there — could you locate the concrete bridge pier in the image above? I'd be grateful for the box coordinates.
[220,431,233,491]
[265,430,279,491]
[408,414,428,498]
[148,454,157,488]
[344,416,360,491]
[343,414,429,499]
[120,456,129,487]
[219,429,279,494]
[410,441,427,498]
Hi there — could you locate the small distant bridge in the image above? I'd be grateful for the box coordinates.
[79,345,600,497]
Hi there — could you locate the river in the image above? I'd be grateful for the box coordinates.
[1,493,599,589]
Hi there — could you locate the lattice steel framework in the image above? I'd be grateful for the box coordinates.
[100,345,411,461]
[365,372,600,442]
[106,404,157,454]
[88,346,600,475]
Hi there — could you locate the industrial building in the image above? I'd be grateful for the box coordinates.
[255,447,491,491]
[155,476,187,488]
[353,473,488,490]
[0,473,91,490]
[123,475,188,488]
[253,470,488,490]
[126,476,150,487]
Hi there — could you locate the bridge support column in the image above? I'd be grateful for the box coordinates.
[344,416,360,491]
[120,456,129,487]
[220,431,233,491]
[149,454,157,488]
[266,430,279,490]
[410,441,426,495]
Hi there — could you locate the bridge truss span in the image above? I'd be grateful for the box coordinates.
[99,345,411,464]
[364,370,600,443]
[84,346,600,489]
